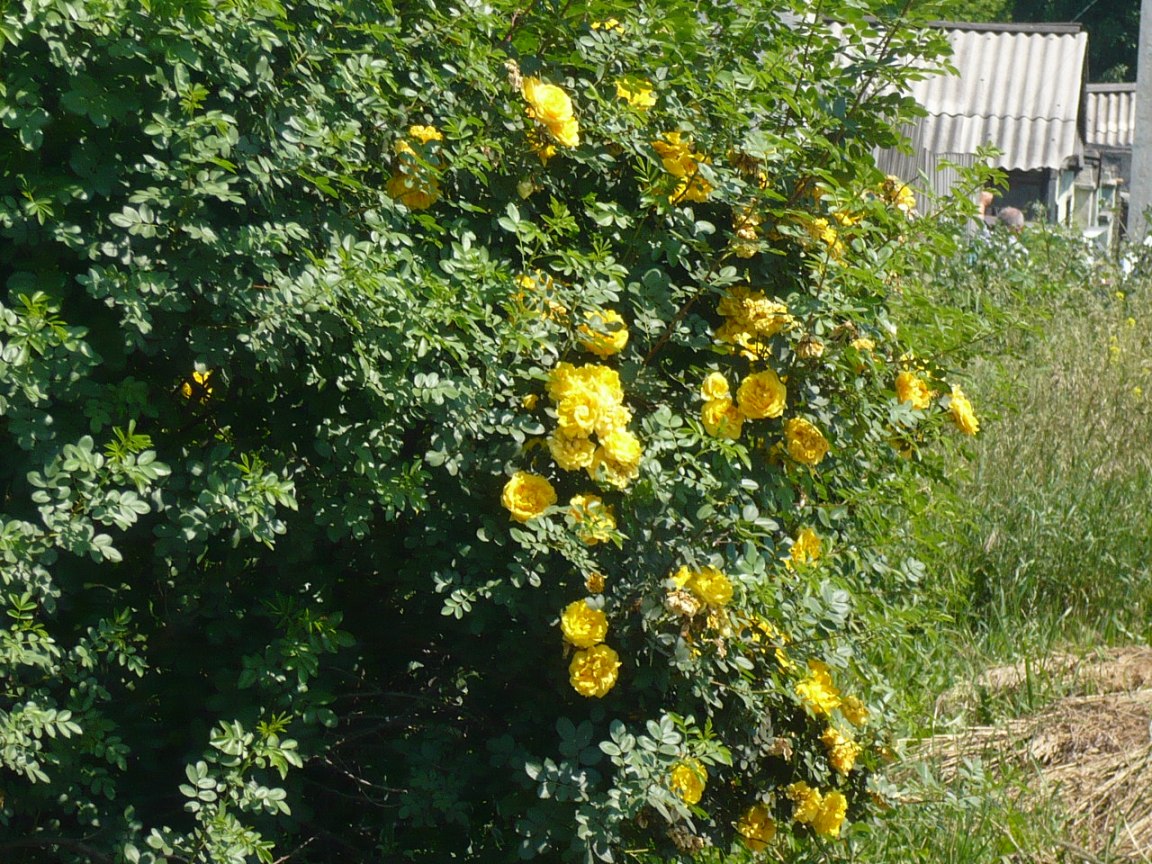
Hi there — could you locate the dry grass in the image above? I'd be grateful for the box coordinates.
[910,648,1152,861]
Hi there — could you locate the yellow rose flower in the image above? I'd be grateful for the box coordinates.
[716,288,792,356]
[881,174,916,214]
[568,494,616,545]
[408,124,443,143]
[687,565,732,608]
[615,79,656,110]
[548,430,597,471]
[578,309,629,357]
[841,695,869,726]
[804,216,844,257]
[701,372,730,401]
[522,77,574,126]
[795,659,841,715]
[569,643,620,697]
[556,390,601,436]
[821,727,862,776]
[522,77,580,147]
[594,404,633,439]
[599,429,641,466]
[895,370,934,410]
[811,790,848,837]
[701,398,744,440]
[786,527,821,569]
[672,173,713,204]
[668,759,707,805]
[500,471,557,522]
[787,781,823,824]
[180,369,214,401]
[652,132,695,177]
[736,803,777,851]
[560,599,609,648]
[784,418,829,466]
[550,116,580,148]
[948,384,979,435]
[652,133,712,203]
[386,171,441,210]
[736,369,787,420]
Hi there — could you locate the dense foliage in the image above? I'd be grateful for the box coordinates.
[0,1,982,861]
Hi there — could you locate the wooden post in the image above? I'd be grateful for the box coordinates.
[1130,0,1152,240]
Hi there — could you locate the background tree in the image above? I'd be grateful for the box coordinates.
[943,0,1139,81]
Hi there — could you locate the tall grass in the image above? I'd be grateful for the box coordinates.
[925,236,1152,653]
[844,228,1152,864]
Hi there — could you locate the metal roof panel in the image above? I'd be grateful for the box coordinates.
[906,25,1087,170]
[1085,83,1135,148]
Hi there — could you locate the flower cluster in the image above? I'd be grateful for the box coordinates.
[547,363,642,489]
[522,77,580,148]
[652,132,712,203]
[386,124,442,210]
[896,370,980,436]
[698,368,787,441]
[787,781,848,837]
[795,659,841,715]
[715,286,793,358]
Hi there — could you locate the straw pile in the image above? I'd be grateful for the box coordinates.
[912,647,1152,860]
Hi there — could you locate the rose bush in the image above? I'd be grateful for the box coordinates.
[0,0,987,861]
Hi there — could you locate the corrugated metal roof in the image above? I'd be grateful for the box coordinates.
[906,24,1087,171]
[1085,83,1135,148]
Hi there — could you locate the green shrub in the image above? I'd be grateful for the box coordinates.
[0,1,981,861]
